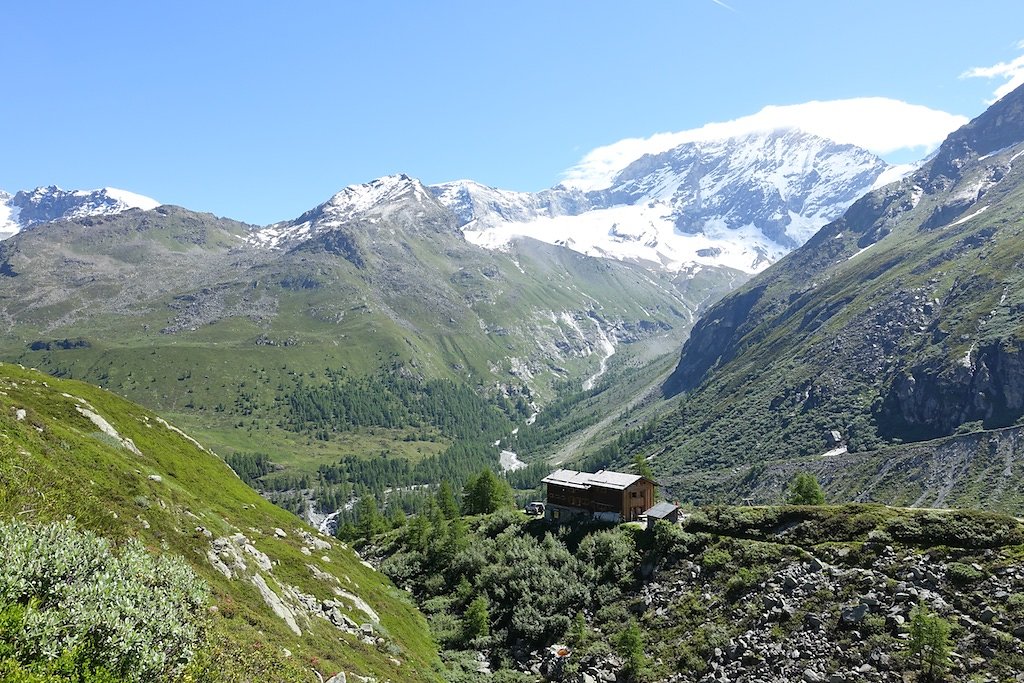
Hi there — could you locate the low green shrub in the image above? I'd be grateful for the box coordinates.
[946,562,985,585]
[885,510,1024,548]
[0,518,209,682]
[1007,593,1024,615]
[700,547,732,572]
[725,567,761,601]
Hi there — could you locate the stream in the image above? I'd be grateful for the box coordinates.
[582,326,616,391]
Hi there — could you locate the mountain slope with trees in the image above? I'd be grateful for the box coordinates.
[637,83,1024,509]
[0,181,699,521]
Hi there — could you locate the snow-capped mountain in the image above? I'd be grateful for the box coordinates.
[434,129,904,274]
[242,128,907,278]
[0,185,159,239]
[429,181,594,228]
[248,174,457,250]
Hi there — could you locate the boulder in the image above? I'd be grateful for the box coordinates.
[841,604,868,625]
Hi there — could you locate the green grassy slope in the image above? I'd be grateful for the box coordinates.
[0,362,442,682]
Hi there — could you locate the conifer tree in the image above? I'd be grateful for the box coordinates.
[464,595,490,641]
[462,468,514,515]
[356,494,382,541]
[785,471,826,505]
[908,602,952,681]
[616,618,648,681]
[437,480,460,519]
[632,452,653,481]
[406,511,431,553]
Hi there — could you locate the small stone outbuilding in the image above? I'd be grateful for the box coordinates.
[643,501,680,530]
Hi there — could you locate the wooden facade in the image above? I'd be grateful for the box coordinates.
[542,469,655,522]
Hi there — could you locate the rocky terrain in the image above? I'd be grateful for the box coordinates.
[367,502,1024,683]
[641,520,1024,683]
[659,421,1024,513]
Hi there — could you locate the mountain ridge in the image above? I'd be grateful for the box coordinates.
[441,128,899,275]
[3,125,903,281]
[0,185,159,239]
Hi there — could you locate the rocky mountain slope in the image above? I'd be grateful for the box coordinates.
[0,362,443,682]
[643,82,1024,508]
[438,129,895,275]
[0,184,159,239]
[0,176,694,399]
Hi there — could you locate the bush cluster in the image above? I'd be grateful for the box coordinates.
[0,518,209,682]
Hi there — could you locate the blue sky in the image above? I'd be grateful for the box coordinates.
[3,1,1024,224]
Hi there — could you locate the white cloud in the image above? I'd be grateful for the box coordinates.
[961,46,1024,103]
[561,98,967,190]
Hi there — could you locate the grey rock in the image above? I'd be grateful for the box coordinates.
[841,604,868,624]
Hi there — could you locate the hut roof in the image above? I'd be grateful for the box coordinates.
[541,468,646,491]
[643,502,679,519]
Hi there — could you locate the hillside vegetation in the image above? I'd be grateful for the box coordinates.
[366,500,1024,683]
[0,363,443,682]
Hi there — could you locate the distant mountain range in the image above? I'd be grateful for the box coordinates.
[438,129,902,274]
[2,127,904,277]
[0,185,159,239]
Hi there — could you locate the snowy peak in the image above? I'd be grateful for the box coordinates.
[429,180,594,228]
[605,128,890,246]
[446,128,901,274]
[275,128,897,275]
[249,173,457,250]
[0,185,160,239]
[323,173,432,216]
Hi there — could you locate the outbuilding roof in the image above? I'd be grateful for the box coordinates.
[643,501,679,519]
[541,468,647,491]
